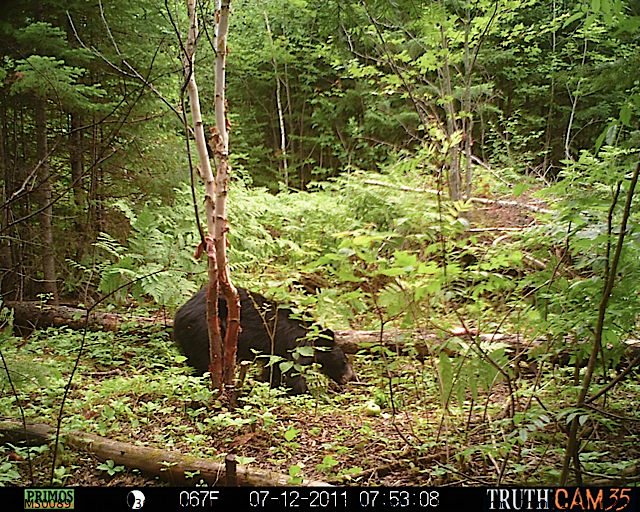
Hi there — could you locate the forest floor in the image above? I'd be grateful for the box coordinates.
[7,327,640,488]
[7,374,521,487]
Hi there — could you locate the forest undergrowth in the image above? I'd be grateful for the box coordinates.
[2,162,640,487]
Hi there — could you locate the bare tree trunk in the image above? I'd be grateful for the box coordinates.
[183,0,223,391]
[564,38,588,161]
[0,91,13,299]
[463,17,473,201]
[35,97,58,304]
[542,0,557,175]
[212,0,240,395]
[264,11,288,188]
[183,0,239,397]
[439,29,461,201]
[69,113,85,216]
[88,111,105,235]
[1,100,26,300]
[69,112,87,259]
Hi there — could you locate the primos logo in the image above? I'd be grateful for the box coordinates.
[24,489,75,509]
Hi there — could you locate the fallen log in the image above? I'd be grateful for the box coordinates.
[0,420,330,487]
[5,301,169,334]
[363,179,553,214]
[0,300,536,361]
[5,302,637,372]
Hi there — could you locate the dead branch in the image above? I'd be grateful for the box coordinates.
[364,179,552,214]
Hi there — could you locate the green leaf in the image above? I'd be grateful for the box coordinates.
[289,465,302,477]
[619,104,632,127]
[379,267,409,276]
[284,426,301,442]
[279,361,294,374]
[513,183,530,198]
[583,14,597,29]
[295,346,315,358]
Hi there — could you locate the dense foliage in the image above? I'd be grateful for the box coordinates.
[0,0,639,488]
[1,0,638,302]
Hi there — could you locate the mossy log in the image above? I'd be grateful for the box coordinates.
[5,301,168,335]
[0,420,330,487]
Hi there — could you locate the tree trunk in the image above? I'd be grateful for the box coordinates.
[542,0,557,175]
[0,89,14,299]
[264,11,288,188]
[463,16,473,201]
[183,0,223,391]
[69,112,87,262]
[69,113,85,218]
[89,113,105,235]
[212,0,240,395]
[439,30,461,201]
[183,0,239,397]
[35,97,58,304]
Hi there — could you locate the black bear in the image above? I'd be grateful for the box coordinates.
[173,287,355,394]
